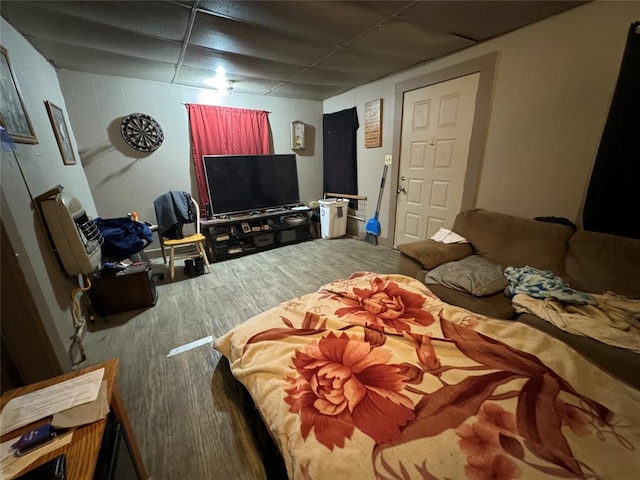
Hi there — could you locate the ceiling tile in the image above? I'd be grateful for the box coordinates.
[358,1,416,16]
[197,0,388,45]
[0,0,587,100]
[1,3,183,63]
[290,68,375,88]
[267,82,349,101]
[351,17,475,59]
[190,13,334,66]
[182,45,304,82]
[316,48,417,78]
[176,66,281,95]
[1,1,192,42]
[29,40,177,83]
[401,1,587,41]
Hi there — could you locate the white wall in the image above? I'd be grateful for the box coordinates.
[1,18,98,370]
[324,1,637,242]
[58,71,324,252]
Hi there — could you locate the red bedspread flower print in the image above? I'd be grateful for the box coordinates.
[234,273,637,479]
[333,277,435,332]
[284,332,415,450]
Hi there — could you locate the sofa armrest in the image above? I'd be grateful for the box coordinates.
[398,254,425,278]
[397,239,473,270]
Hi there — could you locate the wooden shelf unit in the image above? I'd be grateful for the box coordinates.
[200,209,315,262]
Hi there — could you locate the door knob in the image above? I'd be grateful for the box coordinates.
[397,186,406,193]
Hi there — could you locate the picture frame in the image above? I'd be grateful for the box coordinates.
[291,120,305,150]
[45,100,76,165]
[0,45,38,144]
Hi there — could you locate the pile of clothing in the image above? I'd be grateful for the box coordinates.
[505,266,640,353]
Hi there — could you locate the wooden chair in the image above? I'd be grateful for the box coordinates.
[161,198,210,281]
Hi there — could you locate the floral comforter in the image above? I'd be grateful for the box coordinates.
[214,273,640,479]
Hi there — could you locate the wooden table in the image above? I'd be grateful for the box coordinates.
[0,358,148,479]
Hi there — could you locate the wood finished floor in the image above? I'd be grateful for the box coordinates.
[82,238,400,480]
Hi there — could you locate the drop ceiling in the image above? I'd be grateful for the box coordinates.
[1,1,586,100]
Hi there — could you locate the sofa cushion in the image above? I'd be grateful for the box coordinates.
[563,230,640,298]
[426,284,516,319]
[397,239,472,269]
[453,208,573,275]
[425,255,508,297]
[398,253,424,279]
[517,313,640,388]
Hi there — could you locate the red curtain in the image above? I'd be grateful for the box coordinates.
[186,104,270,208]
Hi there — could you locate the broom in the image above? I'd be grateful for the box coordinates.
[363,164,388,245]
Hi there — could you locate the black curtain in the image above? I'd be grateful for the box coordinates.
[323,107,359,202]
[583,22,640,239]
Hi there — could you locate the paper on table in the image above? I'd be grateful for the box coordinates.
[430,228,468,244]
[0,368,104,435]
[51,380,109,429]
[0,436,17,463]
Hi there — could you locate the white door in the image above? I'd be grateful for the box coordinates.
[394,73,480,246]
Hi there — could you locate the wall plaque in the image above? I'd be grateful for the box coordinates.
[364,99,382,148]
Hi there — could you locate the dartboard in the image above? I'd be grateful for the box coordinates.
[120,113,164,152]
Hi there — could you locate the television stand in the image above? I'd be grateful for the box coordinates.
[200,210,315,262]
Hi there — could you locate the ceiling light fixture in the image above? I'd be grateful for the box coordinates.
[203,66,236,94]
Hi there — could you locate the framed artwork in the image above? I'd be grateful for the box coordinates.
[45,101,76,165]
[0,46,38,144]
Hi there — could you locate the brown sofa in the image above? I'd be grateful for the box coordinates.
[398,208,640,388]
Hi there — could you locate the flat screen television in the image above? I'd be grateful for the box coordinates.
[203,154,300,216]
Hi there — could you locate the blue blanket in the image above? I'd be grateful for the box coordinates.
[504,265,596,305]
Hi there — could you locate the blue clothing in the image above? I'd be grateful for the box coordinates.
[504,265,596,305]
[94,217,153,259]
[154,191,195,239]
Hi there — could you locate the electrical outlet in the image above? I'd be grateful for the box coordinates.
[384,154,392,165]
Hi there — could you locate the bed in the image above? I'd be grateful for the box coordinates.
[214,272,640,479]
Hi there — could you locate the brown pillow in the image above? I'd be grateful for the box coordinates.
[397,239,472,270]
